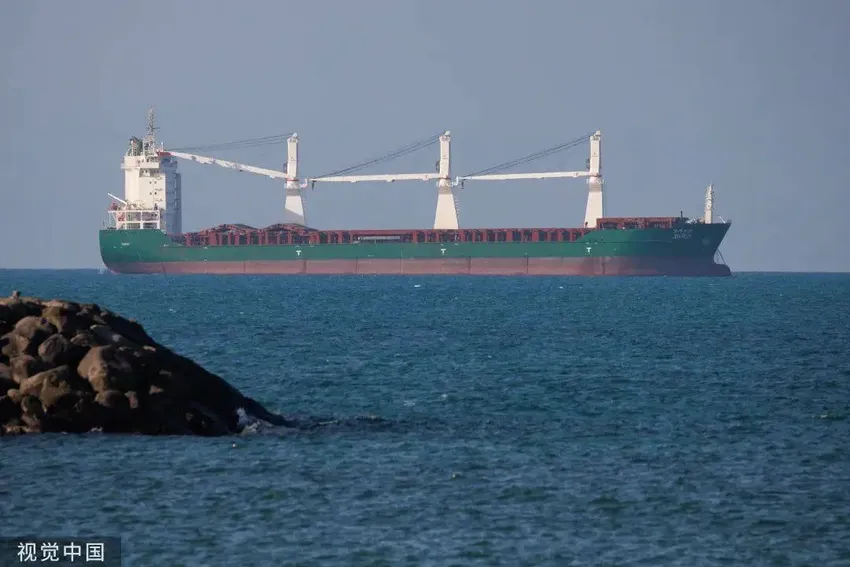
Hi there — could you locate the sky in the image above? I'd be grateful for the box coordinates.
[1,0,848,271]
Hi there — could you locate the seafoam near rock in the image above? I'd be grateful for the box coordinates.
[0,292,292,436]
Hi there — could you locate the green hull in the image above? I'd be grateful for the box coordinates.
[99,222,732,276]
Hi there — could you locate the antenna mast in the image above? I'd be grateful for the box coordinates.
[142,107,159,155]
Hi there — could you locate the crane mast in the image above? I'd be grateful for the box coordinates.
[704,183,714,224]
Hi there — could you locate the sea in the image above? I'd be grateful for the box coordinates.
[0,270,848,566]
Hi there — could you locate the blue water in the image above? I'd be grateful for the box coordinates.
[1,270,849,566]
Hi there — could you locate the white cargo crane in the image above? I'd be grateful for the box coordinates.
[455,131,604,228]
[308,131,458,230]
[160,133,308,226]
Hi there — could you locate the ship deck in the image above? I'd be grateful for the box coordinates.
[161,216,699,248]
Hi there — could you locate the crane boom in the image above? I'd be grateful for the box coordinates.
[309,173,440,183]
[159,150,288,180]
[456,171,590,182]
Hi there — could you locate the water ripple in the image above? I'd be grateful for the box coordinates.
[1,272,849,565]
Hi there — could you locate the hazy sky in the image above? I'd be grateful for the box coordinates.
[2,0,848,271]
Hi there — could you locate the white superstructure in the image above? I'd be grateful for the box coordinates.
[108,108,182,233]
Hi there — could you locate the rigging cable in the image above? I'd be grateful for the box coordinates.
[461,131,595,177]
[169,133,294,153]
[312,131,444,179]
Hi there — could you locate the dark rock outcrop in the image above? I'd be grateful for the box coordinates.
[0,292,293,436]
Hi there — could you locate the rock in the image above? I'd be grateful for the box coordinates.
[1,294,292,436]
[125,390,142,410]
[38,365,90,411]
[3,316,57,357]
[0,395,20,424]
[0,298,42,322]
[89,325,137,348]
[70,330,99,349]
[0,363,14,394]
[95,389,133,432]
[9,355,46,384]
[95,389,130,411]
[18,370,49,397]
[78,345,143,393]
[38,334,87,367]
[183,401,231,436]
[20,394,44,431]
[41,305,78,337]
[70,394,96,426]
[15,315,57,341]
[6,388,22,404]
[98,312,156,347]
[43,299,81,313]
[0,334,9,358]
[77,305,108,327]
[1,333,21,358]
[1,424,32,435]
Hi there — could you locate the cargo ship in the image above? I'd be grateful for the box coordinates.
[99,110,731,276]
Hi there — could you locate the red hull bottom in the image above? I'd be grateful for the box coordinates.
[105,257,732,276]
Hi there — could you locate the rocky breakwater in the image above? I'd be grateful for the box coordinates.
[0,292,291,436]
